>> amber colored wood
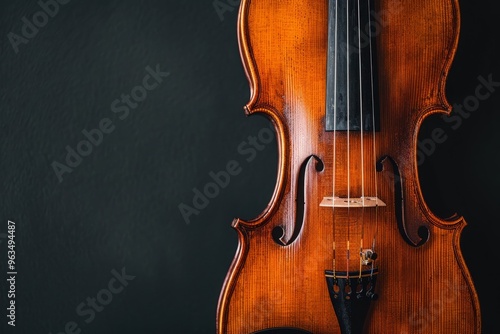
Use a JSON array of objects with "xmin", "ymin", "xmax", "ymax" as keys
[{"xmin": 217, "ymin": 0, "xmax": 481, "ymax": 333}]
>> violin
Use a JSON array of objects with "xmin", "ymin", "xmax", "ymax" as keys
[{"xmin": 217, "ymin": 0, "xmax": 481, "ymax": 333}]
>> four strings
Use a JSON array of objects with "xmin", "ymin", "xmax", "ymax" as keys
[{"xmin": 331, "ymin": 0, "xmax": 379, "ymax": 279}]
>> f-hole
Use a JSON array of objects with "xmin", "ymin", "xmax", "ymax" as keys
[
  {"xmin": 377, "ymin": 155, "xmax": 429, "ymax": 246},
  {"xmin": 272, "ymin": 155, "xmax": 324, "ymax": 246}
]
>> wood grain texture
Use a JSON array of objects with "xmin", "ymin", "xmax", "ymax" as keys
[{"xmin": 217, "ymin": 0, "xmax": 481, "ymax": 333}]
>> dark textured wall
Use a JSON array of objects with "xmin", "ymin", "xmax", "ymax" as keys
[{"xmin": 0, "ymin": 1, "xmax": 499, "ymax": 333}]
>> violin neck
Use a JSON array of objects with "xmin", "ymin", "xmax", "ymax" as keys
[{"xmin": 325, "ymin": 0, "xmax": 380, "ymax": 132}]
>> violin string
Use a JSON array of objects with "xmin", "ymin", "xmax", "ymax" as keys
[
  {"xmin": 332, "ymin": 0, "xmax": 338, "ymax": 279},
  {"xmin": 358, "ymin": 0, "xmax": 365, "ymax": 200},
  {"xmin": 346, "ymin": 0, "xmax": 351, "ymax": 279},
  {"xmin": 357, "ymin": 0, "xmax": 364, "ymax": 280},
  {"xmin": 368, "ymin": 0, "xmax": 379, "ymax": 273}
]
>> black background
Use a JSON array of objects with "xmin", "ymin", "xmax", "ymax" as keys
[{"xmin": 1, "ymin": 0, "xmax": 499, "ymax": 333}]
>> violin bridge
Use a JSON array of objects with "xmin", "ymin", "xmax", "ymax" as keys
[{"xmin": 320, "ymin": 196, "xmax": 386, "ymax": 208}]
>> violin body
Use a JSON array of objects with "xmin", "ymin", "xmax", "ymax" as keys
[{"xmin": 217, "ymin": 0, "xmax": 481, "ymax": 333}]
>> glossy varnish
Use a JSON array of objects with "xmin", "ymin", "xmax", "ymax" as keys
[{"xmin": 217, "ymin": 0, "xmax": 481, "ymax": 333}]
